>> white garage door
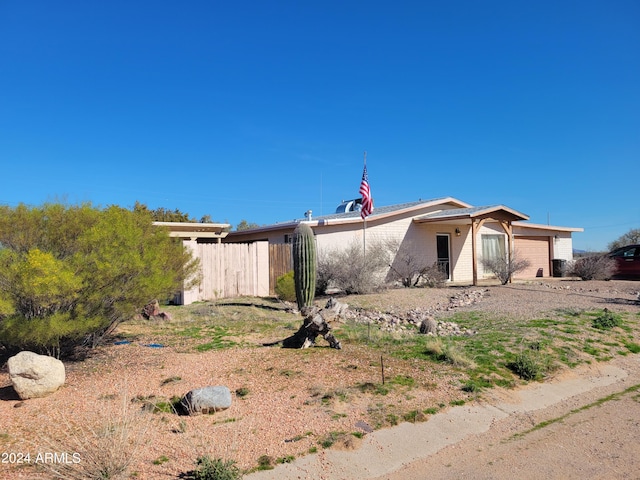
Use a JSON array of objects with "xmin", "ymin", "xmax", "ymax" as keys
[{"xmin": 515, "ymin": 236, "xmax": 550, "ymax": 278}]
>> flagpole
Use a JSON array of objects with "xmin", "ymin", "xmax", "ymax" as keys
[{"xmin": 362, "ymin": 151, "xmax": 367, "ymax": 263}]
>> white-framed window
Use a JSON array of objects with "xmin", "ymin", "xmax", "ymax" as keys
[{"xmin": 481, "ymin": 234, "xmax": 505, "ymax": 263}]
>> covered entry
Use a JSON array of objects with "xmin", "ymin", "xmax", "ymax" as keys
[{"xmin": 414, "ymin": 205, "xmax": 530, "ymax": 285}]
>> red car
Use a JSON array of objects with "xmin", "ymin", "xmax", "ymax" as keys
[{"xmin": 609, "ymin": 244, "xmax": 640, "ymax": 278}]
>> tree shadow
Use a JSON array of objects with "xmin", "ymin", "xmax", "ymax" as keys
[{"xmin": 600, "ymin": 297, "xmax": 640, "ymax": 307}]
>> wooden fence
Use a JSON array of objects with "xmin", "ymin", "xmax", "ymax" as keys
[
  {"xmin": 268, "ymin": 243, "xmax": 292, "ymax": 295},
  {"xmin": 179, "ymin": 241, "xmax": 268, "ymax": 304},
  {"xmin": 178, "ymin": 241, "xmax": 292, "ymax": 303}
]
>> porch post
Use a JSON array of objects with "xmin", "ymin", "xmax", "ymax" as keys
[
  {"xmin": 472, "ymin": 220, "xmax": 478, "ymax": 286},
  {"xmin": 499, "ymin": 220, "xmax": 514, "ymax": 283},
  {"xmin": 472, "ymin": 218, "xmax": 489, "ymax": 286}
]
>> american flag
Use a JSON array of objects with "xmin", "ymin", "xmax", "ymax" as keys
[{"xmin": 359, "ymin": 164, "xmax": 373, "ymax": 219}]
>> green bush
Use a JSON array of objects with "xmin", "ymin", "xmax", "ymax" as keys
[
  {"xmin": 592, "ymin": 309, "xmax": 622, "ymax": 330},
  {"xmin": 0, "ymin": 203, "xmax": 199, "ymax": 357},
  {"xmin": 274, "ymin": 270, "xmax": 296, "ymax": 303},
  {"xmin": 507, "ymin": 350, "xmax": 548, "ymax": 381},
  {"xmin": 188, "ymin": 456, "xmax": 242, "ymax": 480}
]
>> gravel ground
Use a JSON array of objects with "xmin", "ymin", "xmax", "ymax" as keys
[
  {"xmin": 1, "ymin": 279, "xmax": 638, "ymax": 480},
  {"xmin": 342, "ymin": 279, "xmax": 640, "ymax": 320}
]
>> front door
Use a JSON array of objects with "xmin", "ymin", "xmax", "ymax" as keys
[{"xmin": 436, "ymin": 234, "xmax": 451, "ymax": 280}]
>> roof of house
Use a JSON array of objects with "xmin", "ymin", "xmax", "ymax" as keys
[
  {"xmin": 311, "ymin": 197, "xmax": 466, "ymax": 223},
  {"xmin": 227, "ymin": 197, "xmax": 472, "ymax": 236},
  {"xmin": 413, "ymin": 205, "xmax": 530, "ymax": 223},
  {"xmin": 225, "ymin": 197, "xmax": 582, "ymax": 238}
]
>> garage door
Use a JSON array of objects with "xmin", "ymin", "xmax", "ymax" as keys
[{"xmin": 514, "ymin": 236, "xmax": 550, "ymax": 278}]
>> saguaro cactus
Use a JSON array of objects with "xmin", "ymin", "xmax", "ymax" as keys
[{"xmin": 292, "ymin": 222, "xmax": 317, "ymax": 310}]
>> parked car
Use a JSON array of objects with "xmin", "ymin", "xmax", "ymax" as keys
[{"xmin": 608, "ymin": 244, "xmax": 640, "ymax": 278}]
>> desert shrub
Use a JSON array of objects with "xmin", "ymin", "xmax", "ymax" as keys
[
  {"xmin": 480, "ymin": 251, "xmax": 531, "ymax": 285},
  {"xmin": 0, "ymin": 203, "xmax": 198, "ymax": 357},
  {"xmin": 381, "ymin": 238, "xmax": 447, "ymax": 288},
  {"xmin": 388, "ymin": 250, "xmax": 447, "ymax": 287},
  {"xmin": 184, "ymin": 456, "xmax": 242, "ymax": 480},
  {"xmin": 318, "ymin": 239, "xmax": 393, "ymax": 294},
  {"xmin": 316, "ymin": 250, "xmax": 334, "ymax": 295},
  {"xmin": 507, "ymin": 344, "xmax": 554, "ymax": 381},
  {"xmin": 256, "ymin": 455, "xmax": 274, "ymax": 470},
  {"xmin": 274, "ymin": 270, "xmax": 296, "ymax": 303},
  {"xmin": 567, "ymin": 254, "xmax": 617, "ymax": 280},
  {"xmin": 387, "ymin": 244, "xmax": 428, "ymax": 287},
  {"xmin": 416, "ymin": 262, "xmax": 448, "ymax": 287},
  {"xmin": 592, "ymin": 309, "xmax": 622, "ymax": 330},
  {"xmin": 508, "ymin": 351, "xmax": 544, "ymax": 380}
]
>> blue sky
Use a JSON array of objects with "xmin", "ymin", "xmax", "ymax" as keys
[{"xmin": 1, "ymin": 1, "xmax": 638, "ymax": 251}]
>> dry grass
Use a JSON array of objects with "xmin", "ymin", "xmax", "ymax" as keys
[{"xmin": 32, "ymin": 388, "xmax": 151, "ymax": 480}]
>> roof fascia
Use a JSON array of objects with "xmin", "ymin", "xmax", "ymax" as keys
[
  {"xmin": 414, "ymin": 205, "xmax": 529, "ymax": 224},
  {"xmin": 153, "ymin": 221, "xmax": 231, "ymax": 238},
  {"xmin": 513, "ymin": 221, "xmax": 584, "ymax": 232},
  {"xmin": 470, "ymin": 205, "xmax": 529, "ymax": 221},
  {"xmin": 312, "ymin": 197, "xmax": 472, "ymax": 227}
]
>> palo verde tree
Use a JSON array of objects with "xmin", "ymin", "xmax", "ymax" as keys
[{"xmin": 0, "ymin": 203, "xmax": 199, "ymax": 357}]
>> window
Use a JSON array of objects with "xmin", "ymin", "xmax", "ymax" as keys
[
  {"xmin": 611, "ymin": 246, "xmax": 638, "ymax": 258},
  {"xmin": 482, "ymin": 234, "xmax": 505, "ymax": 262}
]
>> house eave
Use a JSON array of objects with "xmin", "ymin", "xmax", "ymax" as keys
[
  {"xmin": 153, "ymin": 221, "xmax": 231, "ymax": 239},
  {"xmin": 513, "ymin": 222, "xmax": 584, "ymax": 233},
  {"xmin": 413, "ymin": 205, "xmax": 530, "ymax": 225}
]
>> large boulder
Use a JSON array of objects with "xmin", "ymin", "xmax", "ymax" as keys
[
  {"xmin": 8, "ymin": 351, "xmax": 66, "ymax": 399},
  {"xmin": 181, "ymin": 386, "xmax": 232, "ymax": 415}
]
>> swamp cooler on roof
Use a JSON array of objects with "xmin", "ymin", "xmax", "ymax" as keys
[{"xmin": 336, "ymin": 198, "xmax": 362, "ymax": 214}]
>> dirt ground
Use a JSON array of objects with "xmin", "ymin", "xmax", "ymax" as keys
[
  {"xmin": 247, "ymin": 279, "xmax": 640, "ymax": 480},
  {"xmin": 1, "ymin": 279, "xmax": 639, "ymax": 480}
]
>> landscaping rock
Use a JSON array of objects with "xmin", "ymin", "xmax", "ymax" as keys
[
  {"xmin": 181, "ymin": 386, "xmax": 232, "ymax": 415},
  {"xmin": 8, "ymin": 351, "xmax": 65, "ymax": 399},
  {"xmin": 345, "ymin": 289, "xmax": 485, "ymax": 335}
]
